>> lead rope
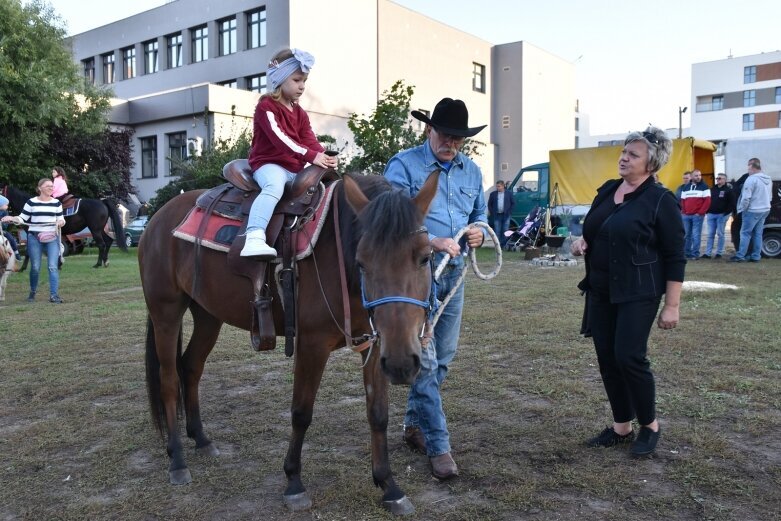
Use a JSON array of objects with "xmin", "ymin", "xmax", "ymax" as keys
[{"xmin": 430, "ymin": 222, "xmax": 502, "ymax": 328}]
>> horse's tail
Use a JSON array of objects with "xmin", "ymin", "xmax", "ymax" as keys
[
  {"xmin": 145, "ymin": 316, "xmax": 184, "ymax": 435},
  {"xmin": 103, "ymin": 198, "xmax": 128, "ymax": 252}
]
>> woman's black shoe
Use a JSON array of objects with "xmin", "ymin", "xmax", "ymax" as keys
[
  {"xmin": 586, "ymin": 426, "xmax": 635, "ymax": 448},
  {"xmin": 630, "ymin": 426, "xmax": 660, "ymax": 456}
]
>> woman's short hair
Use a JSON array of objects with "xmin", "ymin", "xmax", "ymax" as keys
[
  {"xmin": 36, "ymin": 178, "xmax": 52, "ymax": 194},
  {"xmin": 624, "ymin": 126, "xmax": 672, "ymax": 174}
]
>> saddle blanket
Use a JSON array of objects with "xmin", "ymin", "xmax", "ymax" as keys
[{"xmin": 172, "ymin": 182, "xmax": 337, "ymax": 261}]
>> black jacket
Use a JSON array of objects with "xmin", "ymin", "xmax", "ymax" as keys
[
  {"xmin": 487, "ymin": 189, "xmax": 514, "ymax": 217},
  {"xmin": 578, "ymin": 177, "xmax": 686, "ymax": 304}
]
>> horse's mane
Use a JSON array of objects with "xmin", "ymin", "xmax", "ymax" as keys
[{"xmin": 338, "ymin": 174, "xmax": 424, "ymax": 284}]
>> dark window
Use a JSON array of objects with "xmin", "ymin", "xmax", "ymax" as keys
[
  {"xmin": 218, "ymin": 80, "xmax": 237, "ymax": 89},
  {"xmin": 219, "ymin": 17, "xmax": 237, "ymax": 56},
  {"xmin": 776, "ymin": 87, "xmax": 781, "ymax": 104},
  {"xmin": 122, "ymin": 47, "xmax": 136, "ymax": 79},
  {"xmin": 102, "ymin": 53, "xmax": 115, "ymax": 84},
  {"xmin": 742, "ymin": 113, "xmax": 755, "ymax": 131},
  {"xmin": 575, "ymin": 117, "xmax": 579, "ymax": 131},
  {"xmin": 744, "ymin": 65, "xmax": 756, "ymax": 84},
  {"xmin": 744, "ymin": 90, "xmax": 756, "ymax": 107},
  {"xmin": 144, "ymin": 40, "xmax": 159, "ymax": 74},
  {"xmin": 247, "ymin": 8, "xmax": 267, "ymax": 49},
  {"xmin": 192, "ymin": 25, "xmax": 208, "ymax": 63},
  {"xmin": 712, "ymin": 95, "xmax": 724, "ymax": 111},
  {"xmin": 167, "ymin": 132, "xmax": 187, "ymax": 176},
  {"xmin": 472, "ymin": 62, "xmax": 486, "ymax": 93},
  {"xmin": 83, "ymin": 58, "xmax": 95, "ymax": 86},
  {"xmin": 247, "ymin": 73, "xmax": 267, "ymax": 94},
  {"xmin": 141, "ymin": 136, "xmax": 158, "ymax": 178},
  {"xmin": 167, "ymin": 33, "xmax": 183, "ymax": 69}
]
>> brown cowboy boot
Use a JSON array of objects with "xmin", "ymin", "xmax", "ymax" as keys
[
  {"xmin": 430, "ymin": 452, "xmax": 459, "ymax": 480},
  {"xmin": 403, "ymin": 426, "xmax": 427, "ymax": 454}
]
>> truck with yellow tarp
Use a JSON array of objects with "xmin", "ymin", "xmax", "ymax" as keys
[{"xmin": 507, "ymin": 138, "xmax": 717, "ymax": 235}]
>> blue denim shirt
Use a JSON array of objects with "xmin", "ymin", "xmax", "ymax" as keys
[{"xmin": 383, "ymin": 141, "xmax": 487, "ymax": 242}]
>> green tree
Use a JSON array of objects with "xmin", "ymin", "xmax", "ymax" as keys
[
  {"xmin": 0, "ymin": 0, "xmax": 118, "ymax": 192},
  {"xmin": 346, "ymin": 80, "xmax": 422, "ymax": 175}
]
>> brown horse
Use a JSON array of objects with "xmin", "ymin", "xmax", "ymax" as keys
[{"xmin": 140, "ymin": 172, "xmax": 439, "ymax": 515}]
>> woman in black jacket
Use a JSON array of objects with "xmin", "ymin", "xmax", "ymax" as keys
[{"xmin": 570, "ymin": 126, "xmax": 685, "ymax": 457}]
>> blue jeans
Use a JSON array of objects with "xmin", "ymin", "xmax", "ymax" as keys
[
  {"xmin": 492, "ymin": 214, "xmax": 511, "ymax": 246},
  {"xmin": 704, "ymin": 213, "xmax": 730, "ymax": 256},
  {"xmin": 682, "ymin": 214, "xmax": 704, "ymax": 257},
  {"xmin": 26, "ymin": 232, "xmax": 60, "ymax": 297},
  {"xmin": 734, "ymin": 210, "xmax": 770, "ymax": 261},
  {"xmin": 405, "ymin": 255, "xmax": 465, "ymax": 457},
  {"xmin": 246, "ymin": 163, "xmax": 296, "ymax": 233}
]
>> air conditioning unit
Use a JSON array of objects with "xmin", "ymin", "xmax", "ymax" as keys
[{"xmin": 186, "ymin": 137, "xmax": 203, "ymax": 158}]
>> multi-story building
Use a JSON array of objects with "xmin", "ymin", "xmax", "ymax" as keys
[{"xmin": 69, "ymin": 0, "xmax": 575, "ymax": 202}]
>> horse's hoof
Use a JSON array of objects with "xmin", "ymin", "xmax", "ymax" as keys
[
  {"xmin": 169, "ymin": 468, "xmax": 192, "ymax": 485},
  {"xmin": 382, "ymin": 495, "xmax": 415, "ymax": 516},
  {"xmin": 283, "ymin": 491, "xmax": 312, "ymax": 511},
  {"xmin": 196, "ymin": 443, "xmax": 220, "ymax": 457}
]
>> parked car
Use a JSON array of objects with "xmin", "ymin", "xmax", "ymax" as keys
[{"xmin": 125, "ymin": 216, "xmax": 149, "ymax": 247}]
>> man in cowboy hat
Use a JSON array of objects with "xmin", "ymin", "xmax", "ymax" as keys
[{"xmin": 384, "ymin": 97, "xmax": 487, "ymax": 480}]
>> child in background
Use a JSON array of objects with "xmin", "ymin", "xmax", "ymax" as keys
[
  {"xmin": 241, "ymin": 48, "xmax": 337, "ymax": 258},
  {"xmin": 52, "ymin": 166, "xmax": 69, "ymax": 199}
]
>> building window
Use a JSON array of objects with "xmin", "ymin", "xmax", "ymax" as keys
[
  {"xmin": 83, "ymin": 58, "xmax": 95, "ymax": 86},
  {"xmin": 247, "ymin": 73, "xmax": 267, "ymax": 94},
  {"xmin": 141, "ymin": 136, "xmax": 158, "ymax": 178},
  {"xmin": 247, "ymin": 8, "xmax": 267, "ymax": 49},
  {"xmin": 779, "ymin": 111, "xmax": 781, "ymax": 128},
  {"xmin": 102, "ymin": 53, "xmax": 115, "ymax": 84},
  {"xmin": 712, "ymin": 95, "xmax": 724, "ymax": 111},
  {"xmin": 167, "ymin": 33, "xmax": 183, "ymax": 69},
  {"xmin": 744, "ymin": 90, "xmax": 756, "ymax": 107},
  {"xmin": 575, "ymin": 117, "xmax": 579, "ymax": 131},
  {"xmin": 167, "ymin": 132, "xmax": 187, "ymax": 176},
  {"xmin": 121, "ymin": 47, "xmax": 136, "ymax": 79},
  {"xmin": 776, "ymin": 87, "xmax": 781, "ymax": 104},
  {"xmin": 219, "ymin": 17, "xmax": 237, "ymax": 56},
  {"xmin": 744, "ymin": 65, "xmax": 756, "ymax": 84},
  {"xmin": 192, "ymin": 25, "xmax": 208, "ymax": 63},
  {"xmin": 472, "ymin": 62, "xmax": 486, "ymax": 93},
  {"xmin": 742, "ymin": 114, "xmax": 755, "ymax": 131},
  {"xmin": 575, "ymin": 136, "xmax": 580, "ymax": 148},
  {"xmin": 218, "ymin": 80, "xmax": 237, "ymax": 89},
  {"xmin": 144, "ymin": 40, "xmax": 158, "ymax": 74}
]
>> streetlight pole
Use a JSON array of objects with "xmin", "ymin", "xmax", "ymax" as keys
[{"xmin": 678, "ymin": 106, "xmax": 688, "ymax": 139}]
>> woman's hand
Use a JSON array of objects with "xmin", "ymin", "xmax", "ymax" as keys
[
  {"xmin": 313, "ymin": 152, "xmax": 338, "ymax": 169},
  {"xmin": 571, "ymin": 237, "xmax": 588, "ymax": 256},
  {"xmin": 56, "ymin": 219, "xmax": 66, "ymax": 229},
  {"xmin": 657, "ymin": 304, "xmax": 679, "ymax": 330}
]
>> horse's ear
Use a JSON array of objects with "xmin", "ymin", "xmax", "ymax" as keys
[
  {"xmin": 343, "ymin": 174, "xmax": 370, "ymax": 214},
  {"xmin": 413, "ymin": 169, "xmax": 440, "ymax": 216}
]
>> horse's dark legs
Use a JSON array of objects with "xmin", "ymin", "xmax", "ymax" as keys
[
  {"xmin": 182, "ymin": 303, "xmax": 223, "ymax": 455},
  {"xmin": 282, "ymin": 343, "xmax": 331, "ymax": 511},
  {"xmin": 91, "ymin": 234, "xmax": 108, "ymax": 268},
  {"xmin": 363, "ymin": 348, "xmax": 414, "ymax": 515}
]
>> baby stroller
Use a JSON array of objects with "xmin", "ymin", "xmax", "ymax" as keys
[{"xmin": 504, "ymin": 206, "xmax": 545, "ymax": 251}]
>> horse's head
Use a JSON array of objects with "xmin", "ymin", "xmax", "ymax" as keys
[{"xmin": 343, "ymin": 172, "xmax": 439, "ymax": 385}]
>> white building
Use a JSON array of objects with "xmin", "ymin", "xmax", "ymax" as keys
[{"xmin": 69, "ymin": 0, "xmax": 576, "ymax": 203}]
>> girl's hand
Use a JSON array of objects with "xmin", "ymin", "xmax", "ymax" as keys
[{"xmin": 313, "ymin": 152, "xmax": 338, "ymax": 169}]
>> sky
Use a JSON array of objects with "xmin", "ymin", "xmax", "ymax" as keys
[{"xmin": 46, "ymin": 0, "xmax": 781, "ymax": 135}]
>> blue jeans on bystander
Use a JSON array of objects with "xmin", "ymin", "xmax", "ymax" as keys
[
  {"xmin": 26, "ymin": 232, "xmax": 60, "ymax": 297},
  {"xmin": 705, "ymin": 213, "xmax": 730, "ymax": 256}
]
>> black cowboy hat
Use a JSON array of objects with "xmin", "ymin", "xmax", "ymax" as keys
[{"xmin": 411, "ymin": 98, "xmax": 486, "ymax": 138}]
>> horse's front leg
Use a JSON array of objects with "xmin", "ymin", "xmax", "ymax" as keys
[
  {"xmin": 282, "ymin": 344, "xmax": 330, "ymax": 511},
  {"xmin": 363, "ymin": 348, "xmax": 414, "ymax": 515},
  {"xmin": 91, "ymin": 235, "xmax": 107, "ymax": 268}
]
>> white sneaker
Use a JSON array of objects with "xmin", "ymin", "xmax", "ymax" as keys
[{"xmin": 240, "ymin": 229, "xmax": 277, "ymax": 258}]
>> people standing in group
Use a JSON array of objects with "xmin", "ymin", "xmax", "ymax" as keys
[
  {"xmin": 51, "ymin": 166, "xmax": 69, "ymax": 199},
  {"xmin": 240, "ymin": 47, "xmax": 337, "ymax": 258},
  {"xmin": 679, "ymin": 169, "xmax": 710, "ymax": 259},
  {"xmin": 675, "ymin": 171, "xmax": 691, "ymax": 200},
  {"xmin": 730, "ymin": 158, "xmax": 772, "ymax": 263},
  {"xmin": 570, "ymin": 126, "xmax": 684, "ymax": 457},
  {"xmin": 730, "ymin": 161, "xmax": 753, "ymax": 251},
  {"xmin": 384, "ymin": 97, "xmax": 487, "ymax": 480},
  {"xmin": 488, "ymin": 180, "xmax": 514, "ymax": 247},
  {"xmin": 1, "ymin": 179, "xmax": 66, "ymax": 303},
  {"xmin": 702, "ymin": 173, "xmax": 734, "ymax": 259}
]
